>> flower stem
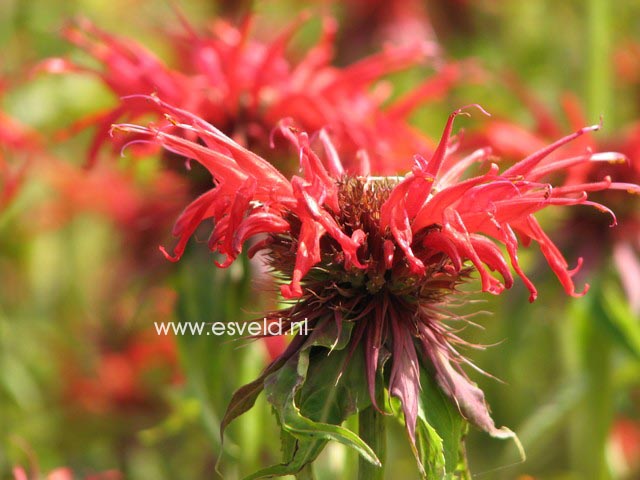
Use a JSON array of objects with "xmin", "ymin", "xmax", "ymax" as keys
[
  {"xmin": 586, "ymin": 0, "xmax": 611, "ymax": 122},
  {"xmin": 358, "ymin": 406, "xmax": 386, "ymax": 480},
  {"xmin": 565, "ymin": 282, "xmax": 613, "ymax": 480}
]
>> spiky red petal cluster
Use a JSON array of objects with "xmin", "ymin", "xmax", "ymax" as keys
[{"xmin": 473, "ymin": 91, "xmax": 640, "ymax": 313}]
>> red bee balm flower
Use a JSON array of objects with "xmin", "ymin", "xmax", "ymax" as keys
[
  {"xmin": 112, "ymin": 97, "xmax": 636, "ymax": 477},
  {"xmin": 41, "ymin": 15, "xmax": 456, "ymax": 175}
]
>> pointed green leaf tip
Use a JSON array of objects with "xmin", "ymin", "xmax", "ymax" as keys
[
  {"xmin": 408, "ymin": 360, "xmax": 524, "ymax": 479},
  {"xmin": 222, "ymin": 317, "xmax": 382, "ymax": 479}
]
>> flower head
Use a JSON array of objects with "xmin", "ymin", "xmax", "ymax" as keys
[
  {"xmin": 41, "ymin": 14, "xmax": 458, "ymax": 174},
  {"xmin": 112, "ymin": 96, "xmax": 634, "ymax": 474}
]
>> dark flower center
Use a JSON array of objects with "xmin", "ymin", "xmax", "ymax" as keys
[{"xmin": 268, "ymin": 176, "xmax": 467, "ymax": 308}]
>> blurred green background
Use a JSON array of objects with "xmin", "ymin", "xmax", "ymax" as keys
[{"xmin": 1, "ymin": 1, "xmax": 640, "ymax": 479}]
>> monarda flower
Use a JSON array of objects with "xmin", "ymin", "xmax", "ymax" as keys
[
  {"xmin": 40, "ymin": 14, "xmax": 459, "ymax": 175},
  {"xmin": 112, "ymin": 96, "xmax": 634, "ymax": 477}
]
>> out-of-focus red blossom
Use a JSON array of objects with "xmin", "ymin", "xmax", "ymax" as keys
[
  {"xmin": 39, "ymin": 14, "xmax": 461, "ymax": 175},
  {"xmin": 614, "ymin": 40, "xmax": 640, "ymax": 87},
  {"xmin": 112, "ymin": 96, "xmax": 636, "ymax": 450},
  {"xmin": 610, "ymin": 417, "xmax": 640, "ymax": 477},
  {"xmin": 472, "ymin": 90, "xmax": 640, "ymax": 313},
  {"xmin": 41, "ymin": 159, "xmax": 188, "ymax": 268},
  {"xmin": 0, "ymin": 84, "xmax": 185, "ymax": 422},
  {"xmin": 62, "ymin": 318, "xmax": 182, "ymax": 414},
  {"xmin": 13, "ymin": 466, "xmax": 121, "ymax": 480},
  {"xmin": 0, "ymin": 85, "xmax": 42, "ymax": 210},
  {"xmin": 319, "ymin": 0, "xmax": 437, "ymax": 60}
]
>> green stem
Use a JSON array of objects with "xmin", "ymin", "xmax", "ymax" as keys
[
  {"xmin": 358, "ymin": 407, "xmax": 386, "ymax": 480},
  {"xmin": 565, "ymin": 285, "xmax": 613, "ymax": 480},
  {"xmin": 586, "ymin": 0, "xmax": 612, "ymax": 122},
  {"xmin": 572, "ymin": 3, "xmax": 613, "ymax": 476}
]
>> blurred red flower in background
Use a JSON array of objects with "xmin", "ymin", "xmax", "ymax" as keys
[
  {"xmin": 610, "ymin": 417, "xmax": 640, "ymax": 478},
  {"xmin": 62, "ymin": 318, "xmax": 182, "ymax": 414},
  {"xmin": 40, "ymin": 13, "xmax": 462, "ymax": 175},
  {"xmin": 0, "ymin": 83, "xmax": 42, "ymax": 211},
  {"xmin": 13, "ymin": 465, "xmax": 121, "ymax": 480},
  {"xmin": 42, "ymin": 160, "xmax": 188, "ymax": 270},
  {"xmin": 0, "ymin": 79, "xmax": 185, "ymax": 423}
]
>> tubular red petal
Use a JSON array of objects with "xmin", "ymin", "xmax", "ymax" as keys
[
  {"xmin": 437, "ymin": 147, "xmax": 492, "ymax": 188},
  {"xmin": 442, "ymin": 209, "xmax": 504, "ymax": 295},
  {"xmin": 217, "ymin": 177, "xmax": 258, "ymax": 264},
  {"xmin": 232, "ymin": 212, "xmax": 290, "ymax": 254},
  {"xmin": 126, "ymin": 95, "xmax": 293, "ymax": 190},
  {"xmin": 160, "ymin": 196, "xmax": 212, "ymax": 261},
  {"xmin": 293, "ymin": 177, "xmax": 366, "ymax": 269},
  {"xmin": 318, "ymin": 129, "xmax": 344, "ymax": 177},
  {"xmin": 388, "ymin": 202, "xmax": 425, "ymax": 275},
  {"xmin": 383, "ymin": 240, "xmax": 396, "ymax": 270},
  {"xmin": 425, "ymin": 105, "xmax": 490, "ymax": 179},
  {"xmin": 503, "ymin": 123, "xmax": 601, "ymax": 178},
  {"xmin": 412, "ymin": 163, "xmax": 500, "ymax": 232},
  {"xmin": 423, "ymin": 230, "xmax": 463, "ymax": 271},
  {"xmin": 281, "ymin": 220, "xmax": 324, "ymax": 299},
  {"xmin": 518, "ymin": 216, "xmax": 588, "ymax": 297},
  {"xmin": 469, "ymin": 234, "xmax": 514, "ymax": 289},
  {"xmin": 504, "ymin": 224, "xmax": 538, "ymax": 301}
]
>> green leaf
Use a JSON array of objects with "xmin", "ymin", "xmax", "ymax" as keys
[
  {"xmin": 243, "ymin": 440, "xmax": 327, "ymax": 480},
  {"xmin": 220, "ymin": 356, "xmax": 288, "ymax": 439},
  {"xmin": 243, "ymin": 316, "xmax": 380, "ymax": 478},
  {"xmin": 414, "ymin": 367, "xmax": 470, "ymax": 479},
  {"xmin": 412, "ymin": 414, "xmax": 445, "ymax": 480},
  {"xmin": 598, "ymin": 283, "xmax": 640, "ymax": 360}
]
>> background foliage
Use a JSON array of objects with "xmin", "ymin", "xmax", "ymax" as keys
[{"xmin": 1, "ymin": 1, "xmax": 640, "ymax": 479}]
